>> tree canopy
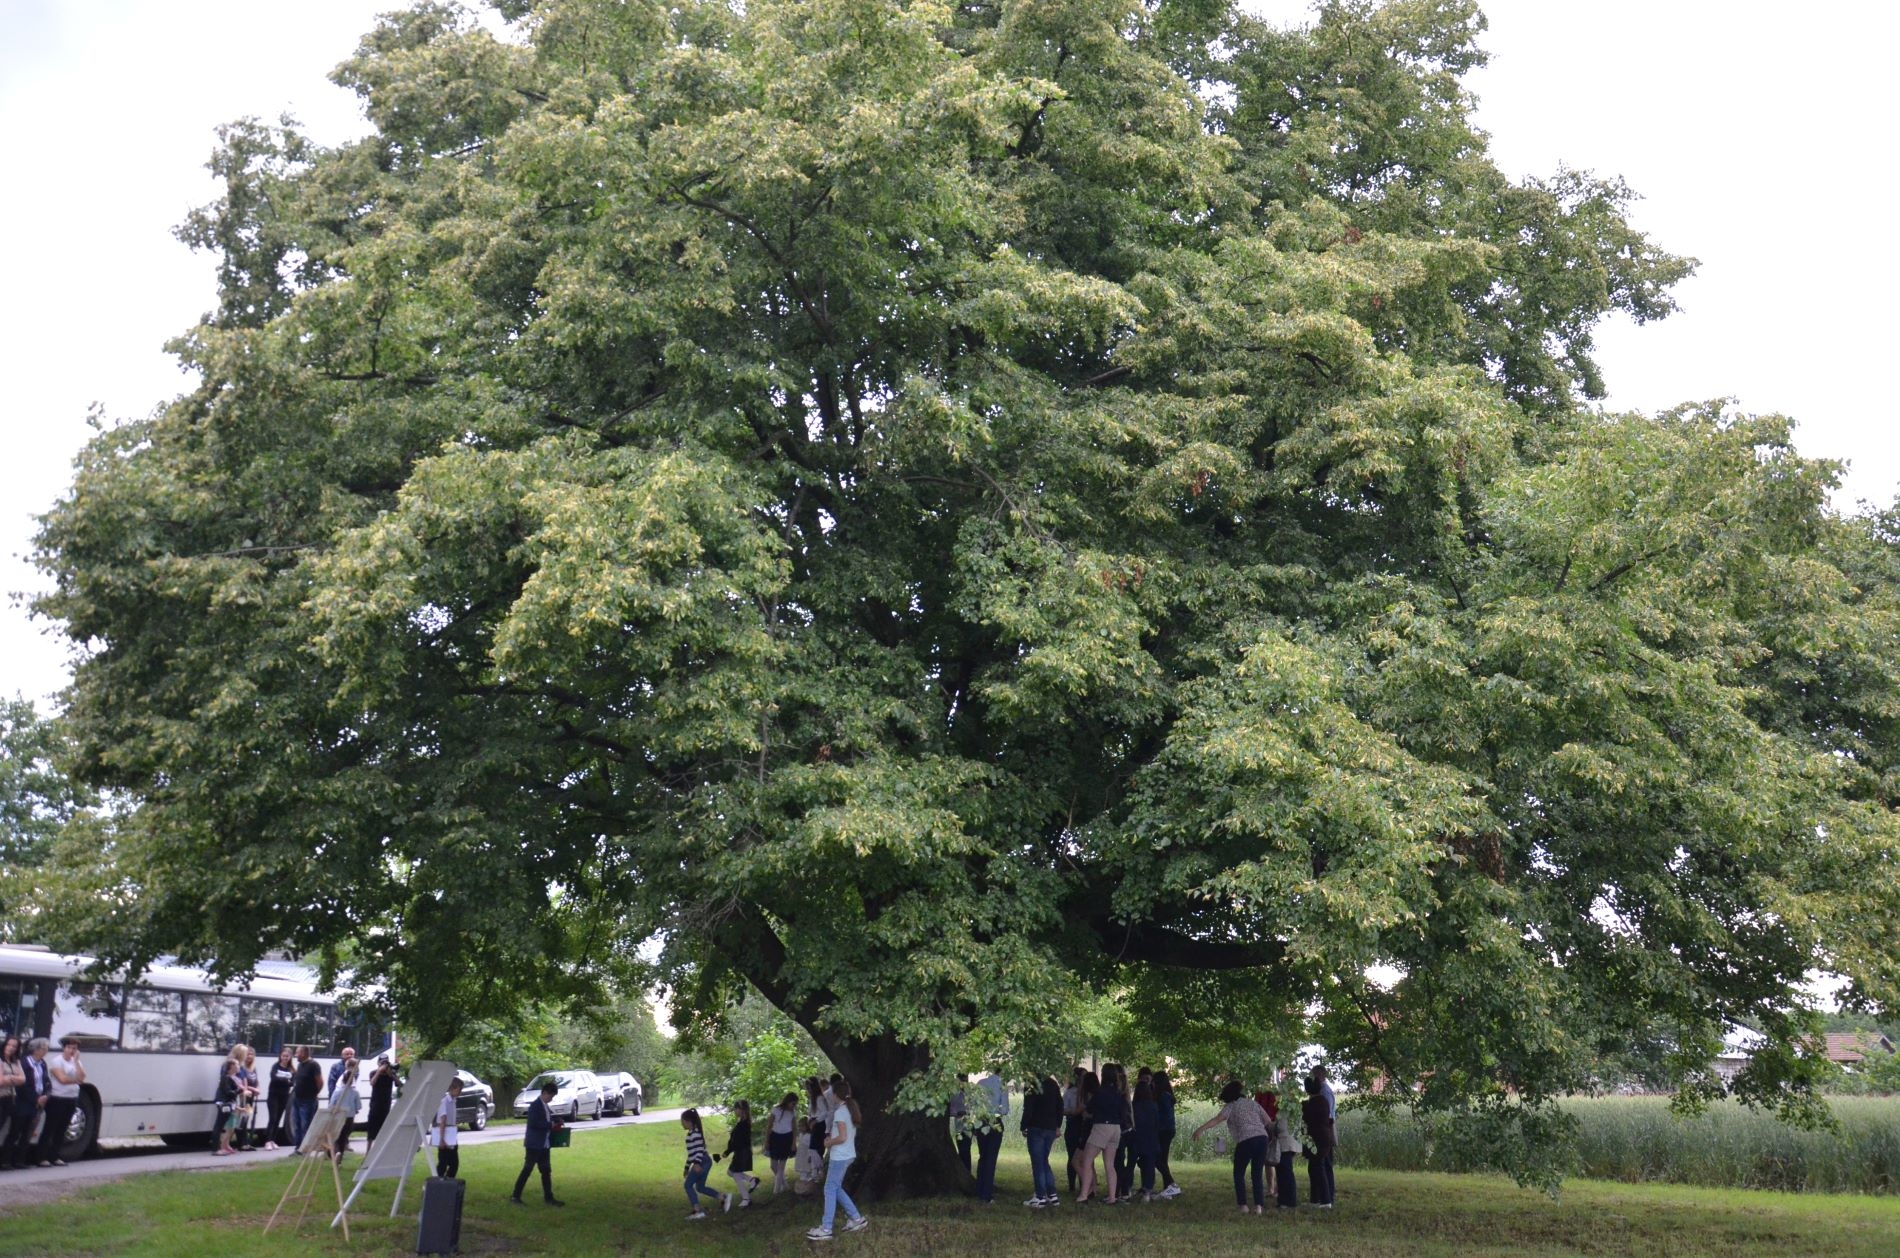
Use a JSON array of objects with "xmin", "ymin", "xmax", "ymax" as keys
[{"xmin": 30, "ymin": 0, "xmax": 1900, "ymax": 1192}]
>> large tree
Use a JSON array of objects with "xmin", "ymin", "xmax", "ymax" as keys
[{"xmin": 31, "ymin": 0, "xmax": 1900, "ymax": 1193}]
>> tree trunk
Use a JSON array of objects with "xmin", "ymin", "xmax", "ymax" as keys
[{"xmin": 809, "ymin": 1029, "xmax": 975, "ymax": 1201}]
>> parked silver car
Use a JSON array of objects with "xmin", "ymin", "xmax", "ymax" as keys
[{"xmin": 513, "ymin": 1069, "xmax": 605, "ymax": 1121}]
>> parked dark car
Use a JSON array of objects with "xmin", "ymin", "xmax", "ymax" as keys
[
  {"xmin": 600, "ymin": 1071, "xmax": 642, "ymax": 1117},
  {"xmin": 452, "ymin": 1069, "xmax": 495, "ymax": 1131}
]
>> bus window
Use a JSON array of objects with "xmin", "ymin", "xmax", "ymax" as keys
[
  {"xmin": 284, "ymin": 1002, "xmax": 328, "ymax": 1049},
  {"xmin": 121, "ymin": 987, "xmax": 184, "ymax": 1052},
  {"xmin": 240, "ymin": 998, "xmax": 281, "ymax": 1051},
  {"xmin": 0, "ymin": 975, "xmax": 29, "ymax": 1040},
  {"xmin": 51, "ymin": 981, "xmax": 122, "ymax": 1050},
  {"xmin": 183, "ymin": 993, "xmax": 241, "ymax": 1054}
]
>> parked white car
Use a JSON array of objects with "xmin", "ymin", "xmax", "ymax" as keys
[
  {"xmin": 600, "ymin": 1071, "xmax": 643, "ymax": 1116},
  {"xmin": 514, "ymin": 1069, "xmax": 605, "ymax": 1121}
]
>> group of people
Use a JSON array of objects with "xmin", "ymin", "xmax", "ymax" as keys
[
  {"xmin": 208, "ymin": 1042, "xmax": 401, "ymax": 1159},
  {"xmin": 1189, "ymin": 1068, "xmax": 1337, "ymax": 1213},
  {"xmin": 310, "ymin": 1056, "xmax": 1334, "ymax": 1236},
  {"xmin": 668, "ymin": 1073, "xmax": 870, "ymax": 1242},
  {"xmin": 0, "ymin": 1034, "xmax": 85, "ymax": 1170},
  {"xmin": 952, "ymin": 1061, "xmax": 1336, "ymax": 1212}
]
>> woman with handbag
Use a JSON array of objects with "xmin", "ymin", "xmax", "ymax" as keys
[{"xmin": 234, "ymin": 1047, "xmax": 260, "ymax": 1150}]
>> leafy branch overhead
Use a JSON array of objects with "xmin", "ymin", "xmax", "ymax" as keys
[{"xmin": 27, "ymin": 0, "xmax": 1900, "ymax": 1192}]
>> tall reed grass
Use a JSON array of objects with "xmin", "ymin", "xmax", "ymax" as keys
[{"xmin": 1334, "ymin": 1096, "xmax": 1900, "ymax": 1195}]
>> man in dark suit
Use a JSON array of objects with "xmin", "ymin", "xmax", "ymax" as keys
[{"xmin": 510, "ymin": 1082, "xmax": 566, "ymax": 1206}]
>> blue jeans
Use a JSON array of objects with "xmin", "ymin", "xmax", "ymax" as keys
[
  {"xmin": 821, "ymin": 1155, "xmax": 861, "ymax": 1229},
  {"xmin": 1233, "ymin": 1134, "xmax": 1268, "ymax": 1206},
  {"xmin": 1025, "ymin": 1128, "xmax": 1058, "ymax": 1199},
  {"xmin": 291, "ymin": 1098, "xmax": 318, "ymax": 1148},
  {"xmin": 684, "ymin": 1158, "xmax": 714, "ymax": 1208}
]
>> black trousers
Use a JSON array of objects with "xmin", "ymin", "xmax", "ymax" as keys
[
  {"xmin": 437, "ymin": 1144, "xmax": 460, "ymax": 1178},
  {"xmin": 366, "ymin": 1101, "xmax": 391, "ymax": 1145},
  {"xmin": 37, "ymin": 1096, "xmax": 76, "ymax": 1163},
  {"xmin": 1155, "ymin": 1128, "xmax": 1176, "ymax": 1188},
  {"xmin": 266, "ymin": 1090, "xmax": 291, "ymax": 1145},
  {"xmin": 1232, "ymin": 1134, "xmax": 1268, "ymax": 1206},
  {"xmin": 1307, "ymin": 1151, "xmax": 1335, "ymax": 1205},
  {"xmin": 513, "ymin": 1147, "xmax": 554, "ymax": 1200},
  {"xmin": 1276, "ymin": 1149, "xmax": 1298, "ymax": 1207},
  {"xmin": 3, "ymin": 1102, "xmax": 38, "ymax": 1166}
]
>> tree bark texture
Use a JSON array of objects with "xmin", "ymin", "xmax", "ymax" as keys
[{"xmin": 809, "ymin": 1029, "xmax": 975, "ymax": 1201}]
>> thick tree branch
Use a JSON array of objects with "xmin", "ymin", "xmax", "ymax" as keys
[{"xmin": 1087, "ymin": 915, "xmax": 1290, "ymax": 971}]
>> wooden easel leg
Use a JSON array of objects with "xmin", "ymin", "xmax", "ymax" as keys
[
  {"xmin": 331, "ymin": 1152, "xmax": 351, "ymax": 1242},
  {"xmin": 264, "ymin": 1154, "xmax": 312, "ymax": 1235}
]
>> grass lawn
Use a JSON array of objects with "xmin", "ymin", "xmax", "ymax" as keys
[{"xmin": 3, "ymin": 1122, "xmax": 1895, "ymax": 1256}]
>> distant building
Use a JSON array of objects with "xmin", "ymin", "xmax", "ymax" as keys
[{"xmin": 1822, "ymin": 1031, "xmax": 1896, "ymax": 1069}]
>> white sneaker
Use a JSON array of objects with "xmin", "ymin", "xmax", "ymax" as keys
[
  {"xmin": 844, "ymin": 1216, "xmax": 870, "ymax": 1232},
  {"xmin": 1161, "ymin": 1184, "xmax": 1182, "ymax": 1199},
  {"xmin": 1024, "ymin": 1196, "xmax": 1044, "ymax": 1207},
  {"xmin": 723, "ymin": 1192, "xmax": 733, "ymax": 1213},
  {"xmin": 806, "ymin": 1226, "xmax": 834, "ymax": 1240}
]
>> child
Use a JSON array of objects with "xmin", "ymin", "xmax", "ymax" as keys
[
  {"xmin": 213, "ymin": 1059, "xmax": 241, "ymax": 1156},
  {"xmin": 431, "ymin": 1076, "xmax": 464, "ymax": 1179},
  {"xmin": 681, "ymin": 1108, "xmax": 729, "ymax": 1218},
  {"xmin": 720, "ymin": 1099, "xmax": 762, "ymax": 1207},
  {"xmin": 766, "ymin": 1092, "xmax": 799, "ymax": 1193}
]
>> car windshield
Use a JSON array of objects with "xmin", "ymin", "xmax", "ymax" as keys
[{"xmin": 526, "ymin": 1073, "xmax": 572, "ymax": 1091}]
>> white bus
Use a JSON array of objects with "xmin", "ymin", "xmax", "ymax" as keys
[{"xmin": 0, "ymin": 944, "xmax": 392, "ymax": 1160}]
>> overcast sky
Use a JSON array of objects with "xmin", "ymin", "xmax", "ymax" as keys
[{"xmin": 4, "ymin": 1, "xmax": 1896, "ymax": 710}]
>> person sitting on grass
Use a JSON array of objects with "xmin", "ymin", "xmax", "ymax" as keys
[
  {"xmin": 806, "ymin": 1079, "xmax": 870, "ymax": 1242},
  {"xmin": 681, "ymin": 1107, "xmax": 729, "ymax": 1218}
]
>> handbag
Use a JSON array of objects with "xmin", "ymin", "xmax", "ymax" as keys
[{"xmin": 549, "ymin": 1126, "xmax": 571, "ymax": 1148}]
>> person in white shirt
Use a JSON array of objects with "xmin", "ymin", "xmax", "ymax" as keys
[
  {"xmin": 805, "ymin": 1079, "xmax": 870, "ymax": 1241},
  {"xmin": 38, "ymin": 1038, "xmax": 85, "ymax": 1167},
  {"xmin": 431, "ymin": 1077, "xmax": 463, "ymax": 1178},
  {"xmin": 767, "ymin": 1091, "xmax": 800, "ymax": 1193},
  {"xmin": 327, "ymin": 1064, "xmax": 361, "ymax": 1161}
]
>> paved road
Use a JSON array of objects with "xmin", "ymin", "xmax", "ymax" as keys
[{"xmin": 0, "ymin": 1106, "xmax": 688, "ymax": 1197}]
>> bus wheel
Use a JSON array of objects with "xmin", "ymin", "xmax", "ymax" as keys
[{"xmin": 60, "ymin": 1090, "xmax": 101, "ymax": 1161}]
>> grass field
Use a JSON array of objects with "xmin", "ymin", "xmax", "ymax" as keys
[{"xmin": 3, "ymin": 1121, "xmax": 1898, "ymax": 1257}]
